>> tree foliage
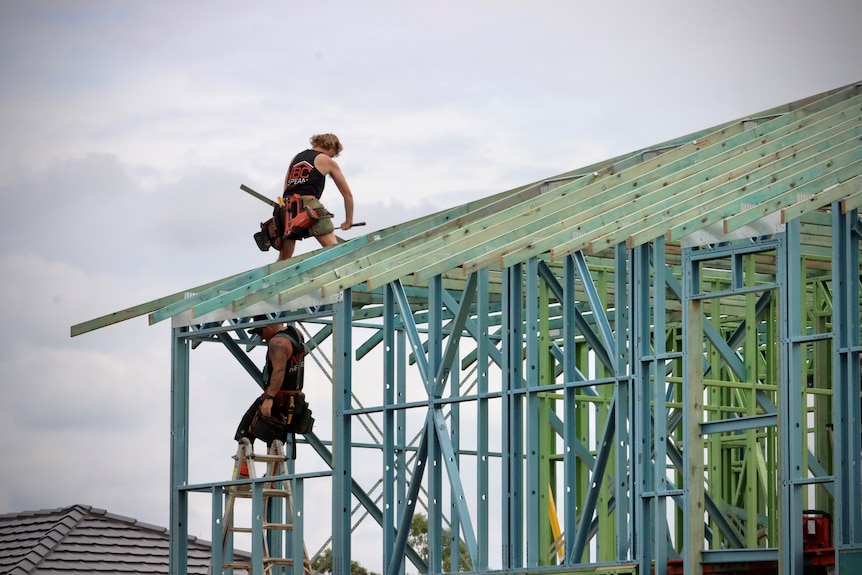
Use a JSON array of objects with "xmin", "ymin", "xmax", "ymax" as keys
[
  {"xmin": 310, "ymin": 512, "xmax": 471, "ymax": 575},
  {"xmin": 310, "ymin": 547, "xmax": 378, "ymax": 575},
  {"xmin": 408, "ymin": 513, "xmax": 473, "ymax": 572}
]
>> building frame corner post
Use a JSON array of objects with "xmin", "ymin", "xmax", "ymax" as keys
[
  {"xmin": 832, "ymin": 204, "xmax": 862, "ymax": 553},
  {"xmin": 681, "ymin": 245, "xmax": 705, "ymax": 575},
  {"xmin": 169, "ymin": 325, "xmax": 190, "ymax": 575},
  {"xmin": 333, "ymin": 288, "xmax": 354, "ymax": 574},
  {"xmin": 614, "ymin": 241, "xmax": 634, "ymax": 563},
  {"xmin": 501, "ymin": 262, "xmax": 524, "ymax": 569},
  {"xmin": 631, "ymin": 241, "xmax": 654, "ymax": 573},
  {"xmin": 778, "ymin": 220, "xmax": 805, "ymax": 575}
]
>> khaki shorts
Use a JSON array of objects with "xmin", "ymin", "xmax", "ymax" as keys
[{"xmin": 304, "ymin": 198, "xmax": 334, "ymax": 237}]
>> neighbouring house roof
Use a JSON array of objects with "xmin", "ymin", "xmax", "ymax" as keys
[{"xmin": 0, "ymin": 505, "xmax": 216, "ymax": 575}]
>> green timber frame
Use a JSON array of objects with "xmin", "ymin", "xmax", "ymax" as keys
[{"xmin": 73, "ymin": 82, "xmax": 862, "ymax": 575}]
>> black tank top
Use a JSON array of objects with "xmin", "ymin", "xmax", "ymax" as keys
[
  {"xmin": 262, "ymin": 330, "xmax": 305, "ymax": 391},
  {"xmin": 284, "ymin": 149, "xmax": 326, "ymax": 199}
]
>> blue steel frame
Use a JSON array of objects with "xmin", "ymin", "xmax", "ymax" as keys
[
  {"xmin": 833, "ymin": 204, "xmax": 862, "ymax": 573},
  {"xmin": 168, "ymin": 206, "xmax": 862, "ymax": 575}
]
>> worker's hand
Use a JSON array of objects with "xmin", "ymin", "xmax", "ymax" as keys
[
  {"xmin": 261, "ymin": 397, "xmax": 273, "ymax": 418},
  {"xmin": 340, "ymin": 221, "xmax": 352, "ymax": 231}
]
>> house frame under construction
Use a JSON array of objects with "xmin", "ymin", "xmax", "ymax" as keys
[{"xmin": 73, "ymin": 81, "xmax": 862, "ymax": 575}]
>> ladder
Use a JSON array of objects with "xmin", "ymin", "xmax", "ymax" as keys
[{"xmin": 211, "ymin": 437, "xmax": 311, "ymax": 575}]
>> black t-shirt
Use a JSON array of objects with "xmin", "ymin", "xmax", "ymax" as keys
[
  {"xmin": 284, "ymin": 149, "xmax": 326, "ymax": 199},
  {"xmin": 262, "ymin": 329, "xmax": 305, "ymax": 391}
]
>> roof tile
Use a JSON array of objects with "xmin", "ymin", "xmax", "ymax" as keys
[{"xmin": 0, "ymin": 505, "xmax": 221, "ymax": 575}]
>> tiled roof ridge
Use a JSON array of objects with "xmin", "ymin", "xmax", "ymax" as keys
[
  {"xmin": 86, "ymin": 505, "xmax": 169, "ymax": 534},
  {"xmin": 2, "ymin": 503, "xmax": 212, "ymax": 546},
  {"xmin": 88, "ymin": 506, "xmax": 212, "ymax": 546},
  {"xmin": 4, "ymin": 504, "xmax": 89, "ymax": 574},
  {"xmin": 0, "ymin": 503, "xmax": 86, "ymax": 521},
  {"xmin": 2, "ymin": 503, "xmax": 224, "ymax": 575}
]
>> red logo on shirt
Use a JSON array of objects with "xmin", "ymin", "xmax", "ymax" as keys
[{"xmin": 286, "ymin": 161, "xmax": 314, "ymax": 186}]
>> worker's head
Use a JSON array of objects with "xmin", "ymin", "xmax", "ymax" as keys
[
  {"xmin": 261, "ymin": 324, "xmax": 285, "ymax": 342},
  {"xmin": 248, "ymin": 319, "xmax": 284, "ymax": 342},
  {"xmin": 310, "ymin": 133, "xmax": 343, "ymax": 157}
]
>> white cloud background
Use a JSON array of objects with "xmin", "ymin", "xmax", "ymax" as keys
[{"xmin": 1, "ymin": 0, "xmax": 860, "ymax": 569}]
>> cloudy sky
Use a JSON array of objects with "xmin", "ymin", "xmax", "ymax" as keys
[{"xmin": 1, "ymin": 0, "xmax": 860, "ymax": 568}]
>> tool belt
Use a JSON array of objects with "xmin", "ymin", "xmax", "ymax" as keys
[
  {"xmin": 253, "ymin": 195, "xmax": 319, "ymax": 252},
  {"xmin": 250, "ymin": 390, "xmax": 314, "ymax": 442},
  {"xmin": 253, "ymin": 209, "xmax": 283, "ymax": 252},
  {"xmin": 284, "ymin": 194, "xmax": 319, "ymax": 240}
]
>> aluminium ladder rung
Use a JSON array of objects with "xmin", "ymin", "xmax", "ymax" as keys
[
  {"xmin": 250, "ymin": 453, "xmax": 288, "ymax": 463},
  {"xmin": 263, "ymin": 522, "xmax": 294, "ymax": 531},
  {"xmin": 263, "ymin": 558, "xmax": 295, "ymax": 566},
  {"xmin": 233, "ymin": 487, "xmax": 292, "ymax": 497},
  {"xmin": 224, "ymin": 558, "xmax": 296, "ymax": 567},
  {"xmin": 223, "ymin": 559, "xmax": 295, "ymax": 569},
  {"xmin": 227, "ymin": 522, "xmax": 293, "ymax": 534}
]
